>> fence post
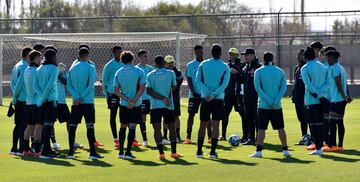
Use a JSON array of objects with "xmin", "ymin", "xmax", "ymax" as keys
[
  {"xmin": 191, "ymin": 14, "xmax": 195, "ymax": 33},
  {"xmin": 0, "ymin": 37, "xmax": 3, "ymax": 106},
  {"xmin": 175, "ymin": 32, "xmax": 181, "ymax": 69},
  {"xmin": 109, "ymin": 16, "xmax": 113, "ymax": 32},
  {"xmin": 277, "ymin": 8, "xmax": 283, "ymax": 67}
]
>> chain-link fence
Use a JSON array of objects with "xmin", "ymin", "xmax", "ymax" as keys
[{"xmin": 0, "ymin": 32, "xmax": 206, "ymax": 104}]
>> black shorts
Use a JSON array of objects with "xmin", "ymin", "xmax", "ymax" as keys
[
  {"xmin": 141, "ymin": 100, "xmax": 151, "ymax": 114},
  {"xmin": 57, "ymin": 104, "xmax": 71, "ymax": 123},
  {"xmin": 224, "ymin": 95, "xmax": 244, "ymax": 113},
  {"xmin": 329, "ymin": 101, "xmax": 347, "ymax": 120},
  {"xmin": 14, "ymin": 101, "xmax": 26, "ymax": 125},
  {"xmin": 25, "ymin": 105, "xmax": 39, "ymax": 125},
  {"xmin": 174, "ymin": 101, "xmax": 181, "ymax": 116},
  {"xmin": 120, "ymin": 106, "xmax": 142, "ymax": 124},
  {"xmin": 71, "ymin": 104, "xmax": 95, "ymax": 124},
  {"xmin": 257, "ymin": 108, "xmax": 285, "ymax": 130},
  {"xmin": 107, "ymin": 94, "xmax": 120, "ymax": 109},
  {"xmin": 150, "ymin": 108, "xmax": 175, "ymax": 124},
  {"xmin": 188, "ymin": 97, "xmax": 201, "ymax": 114},
  {"xmin": 38, "ymin": 101, "xmax": 58, "ymax": 125},
  {"xmin": 200, "ymin": 99, "xmax": 225, "ymax": 121},
  {"xmin": 306, "ymin": 104, "xmax": 323, "ymax": 125}
]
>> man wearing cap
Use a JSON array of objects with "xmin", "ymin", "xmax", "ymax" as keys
[
  {"xmin": 241, "ymin": 48, "xmax": 262, "ymax": 145},
  {"xmin": 301, "ymin": 47, "xmax": 330, "ymax": 156},
  {"xmin": 165, "ymin": 55, "xmax": 184, "ymax": 143},
  {"xmin": 220, "ymin": 48, "xmax": 247, "ymax": 141},
  {"xmin": 249, "ymin": 52, "xmax": 291, "ymax": 158}
]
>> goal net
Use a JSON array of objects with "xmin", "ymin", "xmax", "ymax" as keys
[{"xmin": 0, "ymin": 32, "xmax": 207, "ymax": 105}]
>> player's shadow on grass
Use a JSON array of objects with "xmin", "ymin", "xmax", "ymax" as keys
[
  {"xmin": 265, "ymin": 156, "xmax": 315, "ymax": 164},
  {"xmin": 83, "ymin": 147, "xmax": 112, "ymax": 154},
  {"xmin": 339, "ymin": 149, "xmax": 360, "ymax": 157},
  {"xmin": 75, "ymin": 159, "xmax": 113, "ymax": 167},
  {"xmin": 263, "ymin": 143, "xmax": 295, "ymax": 153},
  {"xmin": 161, "ymin": 158, "xmax": 198, "ymax": 166},
  {"xmin": 205, "ymin": 158, "xmax": 257, "ymax": 166},
  {"xmin": 321, "ymin": 154, "xmax": 360, "ymax": 163},
  {"xmin": 204, "ymin": 144, "xmax": 234, "ymax": 151},
  {"xmin": 19, "ymin": 157, "xmax": 75, "ymax": 167},
  {"xmin": 127, "ymin": 158, "xmax": 198, "ymax": 166}
]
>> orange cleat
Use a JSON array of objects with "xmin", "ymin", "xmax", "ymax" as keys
[
  {"xmin": 183, "ymin": 139, "xmax": 192, "ymax": 144},
  {"xmin": 94, "ymin": 140, "xmax": 105, "ymax": 147},
  {"xmin": 323, "ymin": 146, "xmax": 337, "ymax": 152},
  {"xmin": 132, "ymin": 139, "xmax": 142, "ymax": 147},
  {"xmin": 114, "ymin": 139, "xmax": 120, "ymax": 148},
  {"xmin": 335, "ymin": 147, "xmax": 344, "ymax": 153},
  {"xmin": 208, "ymin": 139, "xmax": 212, "ymax": 144},
  {"xmin": 158, "ymin": 154, "xmax": 166, "ymax": 160},
  {"xmin": 33, "ymin": 152, "xmax": 41, "ymax": 158},
  {"xmin": 306, "ymin": 144, "xmax": 316, "ymax": 151},
  {"xmin": 171, "ymin": 153, "xmax": 184, "ymax": 159},
  {"xmin": 22, "ymin": 151, "xmax": 33, "ymax": 157}
]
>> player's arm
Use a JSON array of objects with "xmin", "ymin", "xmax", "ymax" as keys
[
  {"xmin": 211, "ymin": 65, "xmax": 231, "ymax": 98},
  {"xmin": 12, "ymin": 66, "xmax": 26, "ymax": 102},
  {"xmin": 195, "ymin": 64, "xmax": 210, "ymax": 96},
  {"xmin": 33, "ymin": 71, "xmax": 42, "ymax": 99},
  {"xmin": 301, "ymin": 67, "xmax": 319, "ymax": 97},
  {"xmin": 332, "ymin": 69, "xmax": 351, "ymax": 103},
  {"xmin": 186, "ymin": 66, "xmax": 198, "ymax": 97},
  {"xmin": 254, "ymin": 70, "xmax": 274, "ymax": 105},
  {"xmin": 274, "ymin": 71, "xmax": 287, "ymax": 105},
  {"xmin": 67, "ymin": 69, "xmax": 80, "ymax": 101},
  {"xmin": 133, "ymin": 71, "xmax": 146, "ymax": 102},
  {"xmin": 79, "ymin": 66, "xmax": 96, "ymax": 100},
  {"xmin": 37, "ymin": 67, "xmax": 58, "ymax": 106},
  {"xmin": 319, "ymin": 69, "xmax": 330, "ymax": 97},
  {"xmin": 102, "ymin": 64, "xmax": 110, "ymax": 98}
]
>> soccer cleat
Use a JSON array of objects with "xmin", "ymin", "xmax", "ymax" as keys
[
  {"xmin": 157, "ymin": 154, "xmax": 166, "ymax": 160},
  {"xmin": 39, "ymin": 154, "xmax": 54, "ymax": 159},
  {"xmin": 335, "ymin": 147, "xmax": 344, "ymax": 152},
  {"xmin": 114, "ymin": 139, "xmax": 120, "ymax": 148},
  {"xmin": 74, "ymin": 142, "xmax": 84, "ymax": 149},
  {"xmin": 162, "ymin": 139, "xmax": 171, "ymax": 145},
  {"xmin": 196, "ymin": 152, "xmax": 204, "ymax": 159},
  {"xmin": 177, "ymin": 138, "xmax": 183, "ymax": 144},
  {"xmin": 171, "ymin": 153, "xmax": 184, "ymax": 159},
  {"xmin": 219, "ymin": 136, "xmax": 227, "ymax": 141},
  {"xmin": 89, "ymin": 153, "xmax": 104, "ymax": 159},
  {"xmin": 9, "ymin": 148, "xmax": 17, "ymax": 155},
  {"xmin": 23, "ymin": 151, "xmax": 34, "ymax": 157},
  {"xmin": 52, "ymin": 143, "xmax": 61, "ymax": 149},
  {"xmin": 67, "ymin": 155, "xmax": 75, "ymax": 160},
  {"xmin": 207, "ymin": 139, "xmax": 212, "ymax": 144},
  {"xmin": 33, "ymin": 152, "xmax": 41, "ymax": 158},
  {"xmin": 283, "ymin": 150, "xmax": 292, "ymax": 157},
  {"xmin": 323, "ymin": 146, "xmax": 337, "ymax": 152},
  {"xmin": 297, "ymin": 139, "xmax": 305, "ymax": 145},
  {"xmin": 117, "ymin": 154, "xmax": 124, "ymax": 159},
  {"xmin": 240, "ymin": 138, "xmax": 249, "ymax": 144},
  {"xmin": 243, "ymin": 139, "xmax": 256, "ymax": 146},
  {"xmin": 209, "ymin": 153, "xmax": 218, "ymax": 159},
  {"xmin": 124, "ymin": 153, "xmax": 136, "ymax": 160},
  {"xmin": 16, "ymin": 152, "xmax": 24, "ymax": 156},
  {"xmin": 133, "ymin": 139, "xmax": 142, "ymax": 147},
  {"xmin": 308, "ymin": 149, "xmax": 323, "ymax": 156},
  {"xmin": 306, "ymin": 144, "xmax": 316, "ymax": 151},
  {"xmin": 143, "ymin": 140, "xmax": 149, "ymax": 147},
  {"xmin": 183, "ymin": 139, "xmax": 192, "ymax": 144},
  {"xmin": 249, "ymin": 151, "xmax": 263, "ymax": 158},
  {"xmin": 94, "ymin": 140, "xmax": 105, "ymax": 147}
]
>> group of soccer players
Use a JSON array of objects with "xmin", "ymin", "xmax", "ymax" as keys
[{"xmin": 9, "ymin": 40, "xmax": 350, "ymax": 160}]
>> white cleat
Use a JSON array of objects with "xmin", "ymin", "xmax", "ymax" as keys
[
  {"xmin": 8, "ymin": 151, "xmax": 17, "ymax": 155},
  {"xmin": 308, "ymin": 149, "xmax": 323, "ymax": 156},
  {"xmin": 196, "ymin": 154, "xmax": 204, "ymax": 159},
  {"xmin": 249, "ymin": 151, "xmax": 263, "ymax": 158},
  {"xmin": 143, "ymin": 141, "xmax": 149, "ymax": 147},
  {"xmin": 67, "ymin": 155, "xmax": 75, "ymax": 160},
  {"xmin": 74, "ymin": 142, "xmax": 84, "ymax": 149},
  {"xmin": 283, "ymin": 150, "xmax": 292, "ymax": 157},
  {"xmin": 52, "ymin": 143, "xmax": 61, "ymax": 149},
  {"xmin": 162, "ymin": 139, "xmax": 171, "ymax": 145},
  {"xmin": 16, "ymin": 152, "xmax": 23, "ymax": 156},
  {"xmin": 117, "ymin": 154, "xmax": 124, "ymax": 159}
]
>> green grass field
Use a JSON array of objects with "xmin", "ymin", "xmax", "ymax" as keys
[{"xmin": 0, "ymin": 98, "xmax": 359, "ymax": 182}]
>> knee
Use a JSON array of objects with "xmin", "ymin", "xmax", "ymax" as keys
[
  {"xmin": 86, "ymin": 123, "xmax": 94, "ymax": 129},
  {"xmin": 128, "ymin": 123, "xmax": 136, "ymax": 129}
]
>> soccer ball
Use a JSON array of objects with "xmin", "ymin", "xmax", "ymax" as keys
[{"xmin": 228, "ymin": 134, "xmax": 241, "ymax": 147}]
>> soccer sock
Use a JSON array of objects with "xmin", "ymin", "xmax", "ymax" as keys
[
  {"xmin": 186, "ymin": 128, "xmax": 192, "ymax": 140},
  {"xmin": 41, "ymin": 124, "xmax": 53, "ymax": 154},
  {"xmin": 256, "ymin": 144, "xmax": 263, "ymax": 152},
  {"xmin": 34, "ymin": 140, "xmax": 42, "ymax": 153},
  {"xmin": 207, "ymin": 124, "xmax": 212, "ymax": 139},
  {"xmin": 328, "ymin": 120, "xmax": 337, "ymax": 147},
  {"xmin": 23, "ymin": 140, "xmax": 30, "ymax": 152},
  {"xmin": 126, "ymin": 128, "xmax": 135, "ymax": 154},
  {"xmin": 110, "ymin": 108, "xmax": 118, "ymax": 139},
  {"xmin": 119, "ymin": 128, "xmax": 126, "ymax": 155},
  {"xmin": 171, "ymin": 141, "xmax": 177, "ymax": 154},
  {"xmin": 68, "ymin": 125, "xmax": 77, "ymax": 155},
  {"xmin": 338, "ymin": 120, "xmax": 345, "ymax": 147},
  {"xmin": 163, "ymin": 129, "xmax": 168, "ymax": 140},
  {"xmin": 210, "ymin": 138, "xmax": 218, "ymax": 154},
  {"xmin": 50, "ymin": 128, "xmax": 56, "ymax": 143},
  {"xmin": 18, "ymin": 124, "xmax": 26, "ymax": 152},
  {"xmin": 176, "ymin": 128, "xmax": 181, "ymax": 139},
  {"xmin": 222, "ymin": 116, "xmax": 229, "ymax": 138},
  {"xmin": 12, "ymin": 125, "xmax": 19, "ymax": 150},
  {"xmin": 140, "ymin": 121, "xmax": 147, "ymax": 141},
  {"xmin": 323, "ymin": 117, "xmax": 329, "ymax": 144},
  {"xmin": 157, "ymin": 144, "xmax": 164, "ymax": 154},
  {"xmin": 86, "ymin": 125, "xmax": 96, "ymax": 155},
  {"xmin": 197, "ymin": 139, "xmax": 204, "ymax": 154},
  {"xmin": 282, "ymin": 145, "xmax": 288, "ymax": 151}
]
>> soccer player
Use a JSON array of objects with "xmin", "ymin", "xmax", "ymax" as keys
[
  {"xmin": 102, "ymin": 46, "xmax": 124, "ymax": 148},
  {"xmin": 301, "ymin": 47, "xmax": 330, "ymax": 156},
  {"xmin": 195, "ymin": 44, "xmax": 230, "ymax": 159},
  {"xmin": 113, "ymin": 51, "xmax": 145, "ymax": 159},
  {"xmin": 9, "ymin": 47, "xmax": 32, "ymax": 156},
  {"xmin": 221, "ymin": 48, "xmax": 247, "ymax": 141},
  {"xmin": 135, "ymin": 49, "xmax": 154, "ymax": 146},
  {"xmin": 146, "ymin": 55, "xmax": 183, "ymax": 159},
  {"xmin": 241, "ymin": 48, "xmax": 262, "ymax": 145},
  {"xmin": 67, "ymin": 48, "xmax": 103, "ymax": 159},
  {"xmin": 309, "ymin": 41, "xmax": 331, "ymax": 150},
  {"xmin": 249, "ymin": 52, "xmax": 291, "ymax": 158},
  {"xmin": 292, "ymin": 49, "xmax": 310, "ymax": 145},
  {"xmin": 33, "ymin": 49, "xmax": 60, "ymax": 158},
  {"xmin": 323, "ymin": 49, "xmax": 352, "ymax": 152},
  {"xmin": 165, "ymin": 55, "xmax": 184, "ymax": 143},
  {"xmin": 33, "ymin": 43, "xmax": 45, "ymax": 54},
  {"xmin": 184, "ymin": 45, "xmax": 212, "ymax": 144},
  {"xmin": 23, "ymin": 50, "xmax": 41, "ymax": 157}
]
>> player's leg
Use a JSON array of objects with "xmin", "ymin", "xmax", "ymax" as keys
[
  {"xmin": 23, "ymin": 105, "xmax": 35, "ymax": 156},
  {"xmin": 84, "ymin": 104, "xmax": 103, "ymax": 159},
  {"xmin": 33, "ymin": 106, "xmax": 43, "ymax": 157},
  {"xmin": 163, "ymin": 123, "xmax": 169, "ymax": 142},
  {"xmin": 237, "ymin": 95, "xmax": 249, "ymax": 143},
  {"xmin": 307, "ymin": 105, "xmax": 324, "ymax": 155},
  {"xmin": 174, "ymin": 100, "xmax": 182, "ymax": 143},
  {"xmin": 272, "ymin": 109, "xmax": 291, "ymax": 157},
  {"xmin": 207, "ymin": 121, "xmax": 212, "ymax": 144},
  {"xmin": 184, "ymin": 98, "xmax": 200, "ymax": 144},
  {"xmin": 118, "ymin": 106, "xmax": 128, "ymax": 157},
  {"xmin": 40, "ymin": 101, "xmax": 59, "ymax": 159},
  {"xmin": 221, "ymin": 97, "xmax": 233, "ymax": 141},
  {"xmin": 249, "ymin": 108, "xmax": 268, "ymax": 158},
  {"xmin": 244, "ymin": 103, "xmax": 256, "ymax": 145},
  {"xmin": 151, "ymin": 109, "xmax": 165, "ymax": 159},
  {"xmin": 140, "ymin": 100, "xmax": 150, "ymax": 146},
  {"xmin": 209, "ymin": 99, "xmax": 224, "ymax": 158},
  {"xmin": 322, "ymin": 100, "xmax": 330, "ymax": 146},
  {"xmin": 166, "ymin": 109, "xmax": 183, "ymax": 159},
  {"xmin": 108, "ymin": 94, "xmax": 119, "ymax": 147},
  {"xmin": 295, "ymin": 102, "xmax": 308, "ymax": 145},
  {"xmin": 197, "ymin": 100, "xmax": 210, "ymax": 158},
  {"xmin": 10, "ymin": 101, "xmax": 26, "ymax": 155}
]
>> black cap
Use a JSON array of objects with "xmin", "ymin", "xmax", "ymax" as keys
[
  {"xmin": 263, "ymin": 51, "xmax": 274, "ymax": 62},
  {"xmin": 309, "ymin": 41, "xmax": 323, "ymax": 49},
  {"xmin": 241, "ymin": 48, "xmax": 255, "ymax": 55}
]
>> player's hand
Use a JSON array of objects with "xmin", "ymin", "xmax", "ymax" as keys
[
  {"xmin": 345, "ymin": 96, "xmax": 353, "ymax": 103},
  {"xmin": 127, "ymin": 99, "xmax": 136, "ymax": 109},
  {"xmin": 36, "ymin": 99, "xmax": 43, "ymax": 107},
  {"xmin": 78, "ymin": 98, "xmax": 83, "ymax": 105},
  {"xmin": 163, "ymin": 98, "xmax": 170, "ymax": 106},
  {"xmin": 205, "ymin": 96, "xmax": 213, "ymax": 102},
  {"xmin": 73, "ymin": 99, "xmax": 80, "ymax": 106}
]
